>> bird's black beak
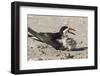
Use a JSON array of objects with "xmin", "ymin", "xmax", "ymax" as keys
[{"xmin": 68, "ymin": 28, "xmax": 76, "ymax": 35}]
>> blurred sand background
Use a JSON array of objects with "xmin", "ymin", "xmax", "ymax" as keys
[{"xmin": 27, "ymin": 15, "xmax": 88, "ymax": 61}]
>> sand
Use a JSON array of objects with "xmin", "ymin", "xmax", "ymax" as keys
[{"xmin": 27, "ymin": 15, "xmax": 88, "ymax": 61}]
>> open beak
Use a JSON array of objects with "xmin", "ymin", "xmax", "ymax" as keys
[{"xmin": 68, "ymin": 28, "xmax": 76, "ymax": 35}]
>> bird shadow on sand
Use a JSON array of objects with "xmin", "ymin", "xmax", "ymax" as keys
[{"xmin": 71, "ymin": 47, "xmax": 88, "ymax": 51}]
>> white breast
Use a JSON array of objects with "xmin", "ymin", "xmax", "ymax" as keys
[
  {"xmin": 57, "ymin": 36, "xmax": 69, "ymax": 48},
  {"xmin": 62, "ymin": 38, "xmax": 67, "ymax": 47}
]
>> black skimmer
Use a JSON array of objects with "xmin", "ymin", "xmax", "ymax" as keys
[{"xmin": 28, "ymin": 26, "xmax": 76, "ymax": 50}]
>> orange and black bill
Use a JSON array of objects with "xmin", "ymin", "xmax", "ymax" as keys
[{"xmin": 68, "ymin": 28, "xmax": 76, "ymax": 35}]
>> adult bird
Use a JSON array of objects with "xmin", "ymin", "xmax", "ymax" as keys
[{"xmin": 28, "ymin": 26, "xmax": 76, "ymax": 50}]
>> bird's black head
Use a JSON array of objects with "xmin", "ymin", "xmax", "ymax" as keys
[
  {"xmin": 59, "ymin": 26, "xmax": 68, "ymax": 34},
  {"xmin": 59, "ymin": 26, "xmax": 76, "ymax": 35}
]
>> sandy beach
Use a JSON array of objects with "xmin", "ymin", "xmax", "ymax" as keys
[{"xmin": 27, "ymin": 15, "xmax": 88, "ymax": 61}]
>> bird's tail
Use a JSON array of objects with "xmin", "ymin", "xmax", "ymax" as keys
[
  {"xmin": 28, "ymin": 27, "xmax": 44, "ymax": 41},
  {"xmin": 28, "ymin": 27, "xmax": 37, "ymax": 37}
]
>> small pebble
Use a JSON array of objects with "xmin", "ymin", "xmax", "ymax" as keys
[{"xmin": 38, "ymin": 58, "xmax": 43, "ymax": 60}]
